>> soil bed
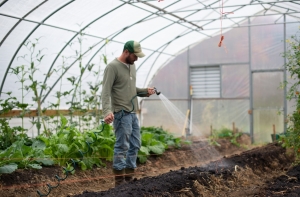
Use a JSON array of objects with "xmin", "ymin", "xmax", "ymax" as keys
[
  {"xmin": 0, "ymin": 136, "xmax": 297, "ymax": 197},
  {"xmin": 73, "ymin": 142, "xmax": 297, "ymax": 197}
]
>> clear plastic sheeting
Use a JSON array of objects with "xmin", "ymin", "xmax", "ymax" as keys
[
  {"xmin": 143, "ymin": 13, "xmax": 300, "ymax": 143},
  {"xmin": 191, "ymin": 99, "xmax": 250, "ymax": 137},
  {"xmin": 189, "ymin": 26, "xmax": 249, "ymax": 65},
  {"xmin": 252, "ymin": 72, "xmax": 284, "ymax": 143},
  {"xmin": 221, "ymin": 64, "xmax": 249, "ymax": 98},
  {"xmin": 253, "ymin": 109, "xmax": 284, "ymax": 143},
  {"xmin": 0, "ymin": 0, "xmax": 42, "ymax": 17},
  {"xmin": 147, "ymin": 50, "xmax": 188, "ymax": 99},
  {"xmin": 250, "ymin": 17, "xmax": 284, "ymax": 70},
  {"xmin": 252, "ymin": 72, "xmax": 284, "ymax": 110},
  {"xmin": 141, "ymin": 98, "xmax": 250, "ymax": 138}
]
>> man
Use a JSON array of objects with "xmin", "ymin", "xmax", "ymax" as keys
[{"xmin": 101, "ymin": 40, "xmax": 156, "ymax": 187}]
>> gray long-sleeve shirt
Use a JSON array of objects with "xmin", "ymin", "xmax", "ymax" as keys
[{"xmin": 101, "ymin": 58, "xmax": 148, "ymax": 117}]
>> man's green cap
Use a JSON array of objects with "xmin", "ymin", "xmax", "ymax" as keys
[{"xmin": 123, "ymin": 40, "xmax": 145, "ymax": 58}]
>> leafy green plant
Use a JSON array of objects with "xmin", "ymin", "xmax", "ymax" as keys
[
  {"xmin": 279, "ymin": 29, "xmax": 300, "ymax": 162},
  {"xmin": 37, "ymin": 115, "xmax": 114, "ymax": 171},
  {"xmin": 230, "ymin": 132, "xmax": 243, "ymax": 147},
  {"xmin": 0, "ymin": 95, "xmax": 19, "ymax": 150},
  {"xmin": 138, "ymin": 131, "xmax": 166, "ymax": 163},
  {"xmin": 82, "ymin": 124, "xmax": 115, "ymax": 168},
  {"xmin": 0, "ymin": 138, "xmax": 54, "ymax": 174},
  {"xmin": 138, "ymin": 126, "xmax": 188, "ymax": 163},
  {"xmin": 209, "ymin": 127, "xmax": 242, "ymax": 147},
  {"xmin": 208, "ymin": 129, "xmax": 221, "ymax": 147},
  {"xmin": 141, "ymin": 126, "xmax": 183, "ymax": 148},
  {"xmin": 0, "ymin": 93, "xmax": 30, "ymax": 150}
]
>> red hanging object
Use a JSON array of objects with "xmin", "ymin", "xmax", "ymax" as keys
[
  {"xmin": 218, "ymin": 0, "xmax": 233, "ymax": 47},
  {"xmin": 218, "ymin": 35, "xmax": 224, "ymax": 47}
]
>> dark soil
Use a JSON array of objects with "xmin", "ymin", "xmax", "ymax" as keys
[
  {"xmin": 0, "ymin": 135, "xmax": 297, "ymax": 197},
  {"xmin": 260, "ymin": 165, "xmax": 300, "ymax": 197}
]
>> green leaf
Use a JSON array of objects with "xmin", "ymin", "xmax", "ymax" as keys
[
  {"xmin": 139, "ymin": 146, "xmax": 149, "ymax": 155},
  {"xmin": 0, "ymin": 163, "xmax": 18, "ymax": 174},
  {"xmin": 38, "ymin": 55, "xmax": 45, "ymax": 62},
  {"xmin": 36, "ymin": 121, "xmax": 41, "ymax": 130},
  {"xmin": 149, "ymin": 145, "xmax": 164, "ymax": 155},
  {"xmin": 32, "ymin": 139, "xmax": 46, "ymax": 150},
  {"xmin": 166, "ymin": 140, "xmax": 175, "ymax": 146},
  {"xmin": 141, "ymin": 132, "xmax": 154, "ymax": 146},
  {"xmin": 56, "ymin": 144, "xmax": 69, "ymax": 154},
  {"xmin": 16, "ymin": 103, "xmax": 28, "ymax": 109},
  {"xmin": 36, "ymin": 135, "xmax": 49, "ymax": 146},
  {"xmin": 79, "ymin": 161, "xmax": 87, "ymax": 170},
  {"xmin": 87, "ymin": 64, "xmax": 94, "ymax": 71},
  {"xmin": 138, "ymin": 155, "xmax": 147, "ymax": 164},
  {"xmin": 20, "ymin": 144, "xmax": 32, "ymax": 155},
  {"xmin": 36, "ymin": 158, "xmax": 54, "ymax": 166},
  {"xmin": 103, "ymin": 54, "xmax": 107, "ymax": 65},
  {"xmin": 60, "ymin": 114, "xmax": 68, "ymax": 128},
  {"xmin": 28, "ymin": 163, "xmax": 42, "ymax": 169}
]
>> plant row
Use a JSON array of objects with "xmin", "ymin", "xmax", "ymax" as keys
[
  {"xmin": 208, "ymin": 127, "xmax": 243, "ymax": 147},
  {"xmin": 0, "ymin": 116, "xmax": 186, "ymax": 174}
]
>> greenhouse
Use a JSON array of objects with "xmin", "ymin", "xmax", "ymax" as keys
[{"xmin": 1, "ymin": 0, "xmax": 300, "ymax": 197}]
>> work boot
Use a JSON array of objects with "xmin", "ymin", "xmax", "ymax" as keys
[
  {"xmin": 113, "ymin": 169, "xmax": 125, "ymax": 187},
  {"xmin": 125, "ymin": 168, "xmax": 135, "ymax": 182}
]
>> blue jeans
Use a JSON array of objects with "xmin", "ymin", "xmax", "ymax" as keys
[{"xmin": 113, "ymin": 111, "xmax": 141, "ymax": 170}]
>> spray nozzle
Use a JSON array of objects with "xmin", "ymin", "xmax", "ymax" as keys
[{"xmin": 154, "ymin": 87, "xmax": 161, "ymax": 95}]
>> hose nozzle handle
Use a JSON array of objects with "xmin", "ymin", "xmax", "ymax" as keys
[{"xmin": 154, "ymin": 87, "xmax": 161, "ymax": 95}]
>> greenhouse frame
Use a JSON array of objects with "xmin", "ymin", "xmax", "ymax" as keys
[{"xmin": 1, "ymin": 0, "xmax": 300, "ymax": 143}]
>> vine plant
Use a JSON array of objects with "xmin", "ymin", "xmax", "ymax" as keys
[
  {"xmin": 17, "ymin": 38, "xmax": 49, "ymax": 135},
  {"xmin": 47, "ymin": 55, "xmax": 74, "ymax": 134},
  {"xmin": 67, "ymin": 30, "xmax": 107, "ymax": 131},
  {"xmin": 10, "ymin": 65, "xmax": 30, "ymax": 129}
]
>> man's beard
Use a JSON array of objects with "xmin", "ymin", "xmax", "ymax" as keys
[{"xmin": 125, "ymin": 56, "xmax": 134, "ymax": 64}]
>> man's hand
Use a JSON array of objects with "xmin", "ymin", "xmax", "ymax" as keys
[
  {"xmin": 147, "ymin": 87, "xmax": 156, "ymax": 96},
  {"xmin": 104, "ymin": 112, "xmax": 114, "ymax": 124}
]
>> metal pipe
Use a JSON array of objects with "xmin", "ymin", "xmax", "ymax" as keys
[
  {"xmin": 138, "ymin": 0, "xmax": 203, "ymax": 30},
  {"xmin": 283, "ymin": 14, "xmax": 287, "ymax": 133},
  {"xmin": 0, "ymin": 0, "xmax": 8, "ymax": 7},
  {"xmin": 189, "ymin": 12, "xmax": 300, "ymax": 23},
  {"xmin": 248, "ymin": 17, "xmax": 254, "ymax": 144},
  {"xmin": 170, "ymin": 0, "xmax": 300, "ymax": 13},
  {"xmin": 252, "ymin": 69, "xmax": 284, "ymax": 73},
  {"xmin": 190, "ymin": 62, "xmax": 250, "ymax": 67}
]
